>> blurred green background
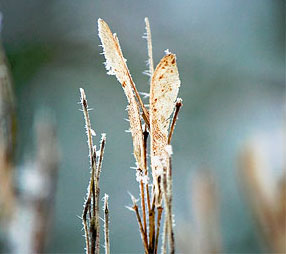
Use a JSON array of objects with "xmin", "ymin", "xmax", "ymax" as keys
[{"xmin": 0, "ymin": 0, "xmax": 284, "ymax": 253}]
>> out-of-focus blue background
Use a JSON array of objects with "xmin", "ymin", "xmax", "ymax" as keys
[{"xmin": 0, "ymin": 0, "xmax": 284, "ymax": 253}]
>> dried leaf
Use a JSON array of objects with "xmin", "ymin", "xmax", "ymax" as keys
[
  {"xmin": 98, "ymin": 19, "xmax": 145, "ymax": 170},
  {"xmin": 150, "ymin": 53, "xmax": 181, "ymax": 204}
]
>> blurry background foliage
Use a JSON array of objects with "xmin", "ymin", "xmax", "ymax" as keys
[{"xmin": 0, "ymin": 0, "xmax": 284, "ymax": 253}]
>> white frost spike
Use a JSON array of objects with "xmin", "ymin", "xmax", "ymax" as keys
[
  {"xmin": 101, "ymin": 133, "xmax": 107, "ymax": 140},
  {"xmin": 128, "ymin": 192, "xmax": 139, "ymax": 205},
  {"xmin": 96, "ymin": 150, "xmax": 101, "ymax": 157},
  {"xmin": 152, "ymin": 156, "xmax": 162, "ymax": 168},
  {"xmin": 136, "ymin": 170, "xmax": 149, "ymax": 184},
  {"xmin": 90, "ymin": 129, "xmax": 96, "ymax": 136},
  {"xmin": 125, "ymin": 206, "xmax": 134, "ymax": 212},
  {"xmin": 98, "ymin": 18, "xmax": 145, "ymax": 170},
  {"xmin": 139, "ymin": 92, "xmax": 150, "ymax": 98},
  {"xmin": 143, "ymin": 70, "xmax": 151, "ymax": 77},
  {"xmin": 164, "ymin": 49, "xmax": 171, "ymax": 55},
  {"xmin": 150, "ymin": 53, "xmax": 181, "ymax": 205}
]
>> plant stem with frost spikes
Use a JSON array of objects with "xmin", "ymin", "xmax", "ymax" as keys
[
  {"xmin": 132, "ymin": 197, "xmax": 149, "ymax": 253},
  {"xmin": 140, "ymin": 180, "xmax": 147, "ymax": 233},
  {"xmin": 148, "ymin": 198, "xmax": 156, "ymax": 253},
  {"xmin": 104, "ymin": 194, "xmax": 110, "ymax": 254},
  {"xmin": 155, "ymin": 206, "xmax": 163, "ymax": 254},
  {"xmin": 168, "ymin": 98, "xmax": 182, "ymax": 145},
  {"xmin": 80, "ymin": 88, "xmax": 105, "ymax": 254},
  {"xmin": 161, "ymin": 155, "xmax": 175, "ymax": 254}
]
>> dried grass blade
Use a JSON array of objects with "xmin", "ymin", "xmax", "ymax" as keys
[
  {"xmin": 150, "ymin": 53, "xmax": 180, "ymax": 206},
  {"xmin": 98, "ymin": 18, "xmax": 149, "ymax": 127},
  {"xmin": 98, "ymin": 19, "xmax": 145, "ymax": 171}
]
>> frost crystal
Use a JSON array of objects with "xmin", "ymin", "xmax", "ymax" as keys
[
  {"xmin": 165, "ymin": 145, "xmax": 173, "ymax": 156},
  {"xmin": 136, "ymin": 170, "xmax": 149, "ymax": 184}
]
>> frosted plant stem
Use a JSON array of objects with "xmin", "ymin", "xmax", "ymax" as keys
[
  {"xmin": 168, "ymin": 98, "xmax": 182, "ymax": 145},
  {"xmin": 167, "ymin": 157, "xmax": 174, "ymax": 254},
  {"xmin": 128, "ymin": 73, "xmax": 150, "ymax": 127},
  {"xmin": 80, "ymin": 88, "xmax": 96, "ymax": 254},
  {"xmin": 161, "ymin": 154, "xmax": 175, "ymax": 254},
  {"xmin": 104, "ymin": 194, "xmax": 110, "ymax": 254},
  {"xmin": 143, "ymin": 128, "xmax": 151, "ymax": 213},
  {"xmin": 95, "ymin": 134, "xmax": 106, "ymax": 254},
  {"xmin": 140, "ymin": 126, "xmax": 148, "ymax": 233},
  {"xmin": 155, "ymin": 206, "xmax": 163, "ymax": 254},
  {"xmin": 131, "ymin": 196, "xmax": 149, "ymax": 253},
  {"xmin": 140, "ymin": 180, "xmax": 147, "ymax": 233},
  {"xmin": 80, "ymin": 88, "xmax": 104, "ymax": 254},
  {"xmin": 82, "ymin": 198, "xmax": 91, "ymax": 254},
  {"xmin": 144, "ymin": 17, "xmax": 154, "ymax": 76},
  {"xmin": 148, "ymin": 197, "xmax": 156, "ymax": 253},
  {"xmin": 161, "ymin": 217, "xmax": 168, "ymax": 254}
]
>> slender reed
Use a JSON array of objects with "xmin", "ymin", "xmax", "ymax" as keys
[
  {"xmin": 80, "ymin": 88, "xmax": 108, "ymax": 254},
  {"xmin": 103, "ymin": 194, "xmax": 110, "ymax": 254}
]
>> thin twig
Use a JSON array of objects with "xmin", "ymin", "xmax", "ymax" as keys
[
  {"xmin": 131, "ymin": 195, "xmax": 149, "ymax": 253},
  {"xmin": 92, "ymin": 147, "xmax": 97, "ymax": 218},
  {"xmin": 140, "ymin": 180, "xmax": 147, "ymax": 233},
  {"xmin": 155, "ymin": 206, "xmax": 163, "ymax": 254},
  {"xmin": 143, "ymin": 127, "xmax": 149, "ymax": 175},
  {"xmin": 148, "ymin": 198, "xmax": 156, "ymax": 253},
  {"xmin": 143, "ymin": 128, "xmax": 151, "ymax": 213},
  {"xmin": 90, "ymin": 215, "xmax": 97, "ymax": 254},
  {"xmin": 167, "ymin": 156, "xmax": 175, "ymax": 254},
  {"xmin": 161, "ymin": 153, "xmax": 175, "ymax": 254},
  {"xmin": 161, "ymin": 172, "xmax": 169, "ymax": 254},
  {"xmin": 80, "ymin": 88, "xmax": 94, "ymax": 165},
  {"xmin": 82, "ymin": 197, "xmax": 91, "ymax": 254},
  {"xmin": 80, "ymin": 88, "xmax": 98, "ymax": 254},
  {"xmin": 96, "ymin": 134, "xmax": 106, "ymax": 181},
  {"xmin": 146, "ymin": 184, "xmax": 151, "ymax": 214},
  {"xmin": 90, "ymin": 149, "xmax": 97, "ymax": 254},
  {"xmin": 104, "ymin": 194, "xmax": 110, "ymax": 254},
  {"xmin": 168, "ymin": 98, "xmax": 183, "ymax": 145},
  {"xmin": 128, "ymin": 73, "xmax": 150, "ymax": 127},
  {"xmin": 95, "ymin": 134, "xmax": 106, "ymax": 254},
  {"xmin": 80, "ymin": 88, "xmax": 106, "ymax": 254},
  {"xmin": 161, "ymin": 214, "xmax": 168, "ymax": 254},
  {"xmin": 139, "ymin": 126, "xmax": 148, "ymax": 234}
]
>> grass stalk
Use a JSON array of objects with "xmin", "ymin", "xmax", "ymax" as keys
[
  {"xmin": 168, "ymin": 98, "xmax": 182, "ymax": 145},
  {"xmin": 131, "ymin": 195, "xmax": 149, "ymax": 253},
  {"xmin": 155, "ymin": 206, "xmax": 163, "ymax": 254},
  {"xmin": 148, "ymin": 199, "xmax": 156, "ymax": 253},
  {"xmin": 80, "ymin": 88, "xmax": 108, "ymax": 254},
  {"xmin": 104, "ymin": 194, "xmax": 110, "ymax": 254}
]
